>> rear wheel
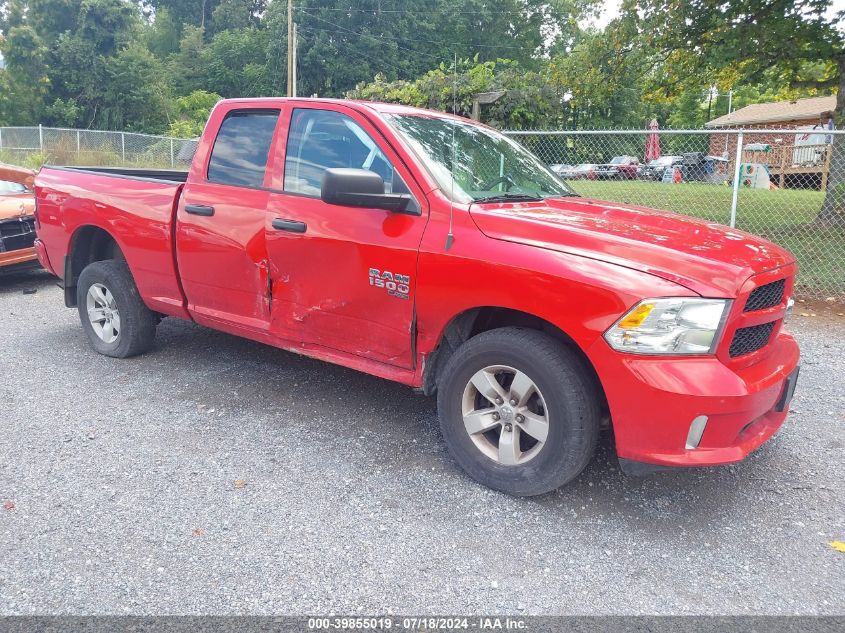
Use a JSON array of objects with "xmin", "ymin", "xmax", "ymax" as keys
[
  {"xmin": 436, "ymin": 327, "xmax": 600, "ymax": 496},
  {"xmin": 76, "ymin": 259, "xmax": 157, "ymax": 358}
]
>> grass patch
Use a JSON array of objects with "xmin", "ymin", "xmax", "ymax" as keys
[
  {"xmin": 568, "ymin": 180, "xmax": 844, "ymax": 300},
  {"xmin": 0, "ymin": 147, "xmax": 181, "ymax": 170}
]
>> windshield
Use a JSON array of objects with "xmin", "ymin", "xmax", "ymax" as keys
[
  {"xmin": 384, "ymin": 114, "xmax": 574, "ymax": 203},
  {"xmin": 609, "ymin": 157, "xmax": 627, "ymax": 164},
  {"xmin": 0, "ymin": 180, "xmax": 28, "ymax": 194}
]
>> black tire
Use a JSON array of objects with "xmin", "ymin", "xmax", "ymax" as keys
[
  {"xmin": 76, "ymin": 259, "xmax": 157, "ymax": 358},
  {"xmin": 436, "ymin": 327, "xmax": 600, "ymax": 496}
]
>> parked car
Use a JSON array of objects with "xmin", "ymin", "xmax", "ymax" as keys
[
  {"xmin": 559, "ymin": 163, "xmax": 597, "ymax": 180},
  {"xmin": 593, "ymin": 155, "xmax": 640, "ymax": 180},
  {"xmin": 680, "ymin": 152, "xmax": 720, "ymax": 182},
  {"xmin": 549, "ymin": 164, "xmax": 572, "ymax": 178},
  {"xmin": 0, "ymin": 164, "xmax": 38, "ymax": 270},
  {"xmin": 34, "ymin": 98, "xmax": 800, "ymax": 496},
  {"xmin": 639, "ymin": 155, "xmax": 683, "ymax": 181}
]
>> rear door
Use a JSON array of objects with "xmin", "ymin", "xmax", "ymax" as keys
[
  {"xmin": 176, "ymin": 106, "xmax": 282, "ymax": 332},
  {"xmin": 265, "ymin": 104, "xmax": 428, "ymax": 368}
]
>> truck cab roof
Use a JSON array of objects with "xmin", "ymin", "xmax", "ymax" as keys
[{"xmin": 213, "ymin": 97, "xmax": 471, "ymax": 121}]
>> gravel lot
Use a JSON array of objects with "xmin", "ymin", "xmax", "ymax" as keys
[{"xmin": 1, "ymin": 268, "xmax": 843, "ymax": 615}]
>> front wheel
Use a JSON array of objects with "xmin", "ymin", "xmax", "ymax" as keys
[
  {"xmin": 436, "ymin": 327, "xmax": 600, "ymax": 496},
  {"xmin": 76, "ymin": 259, "xmax": 157, "ymax": 358}
]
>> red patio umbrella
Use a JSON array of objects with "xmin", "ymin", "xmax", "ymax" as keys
[{"xmin": 645, "ymin": 118, "xmax": 661, "ymax": 162}]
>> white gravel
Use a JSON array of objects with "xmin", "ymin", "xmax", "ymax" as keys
[{"xmin": 0, "ymin": 268, "xmax": 843, "ymax": 615}]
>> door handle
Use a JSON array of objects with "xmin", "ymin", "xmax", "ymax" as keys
[
  {"xmin": 185, "ymin": 204, "xmax": 215, "ymax": 217},
  {"xmin": 272, "ymin": 218, "xmax": 307, "ymax": 233}
]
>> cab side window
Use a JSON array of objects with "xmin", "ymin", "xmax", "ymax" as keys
[
  {"xmin": 284, "ymin": 109, "xmax": 401, "ymax": 197},
  {"xmin": 208, "ymin": 109, "xmax": 280, "ymax": 188}
]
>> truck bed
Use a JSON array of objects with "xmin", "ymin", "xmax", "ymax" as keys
[{"xmin": 35, "ymin": 164, "xmax": 189, "ymax": 318}]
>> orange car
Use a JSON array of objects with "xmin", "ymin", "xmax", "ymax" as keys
[{"xmin": 0, "ymin": 162, "xmax": 38, "ymax": 269}]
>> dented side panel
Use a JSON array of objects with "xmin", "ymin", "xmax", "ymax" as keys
[
  {"xmin": 264, "ymin": 102, "xmax": 429, "ymax": 369},
  {"xmin": 174, "ymin": 102, "xmax": 287, "ymax": 333},
  {"xmin": 265, "ymin": 194, "xmax": 426, "ymax": 369}
]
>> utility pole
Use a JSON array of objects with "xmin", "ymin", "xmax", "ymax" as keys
[
  {"xmin": 292, "ymin": 23, "xmax": 298, "ymax": 98},
  {"xmin": 287, "ymin": 0, "xmax": 294, "ymax": 97}
]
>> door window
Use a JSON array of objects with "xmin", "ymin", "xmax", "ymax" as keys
[
  {"xmin": 208, "ymin": 109, "xmax": 280, "ymax": 188},
  {"xmin": 284, "ymin": 109, "xmax": 403, "ymax": 197}
]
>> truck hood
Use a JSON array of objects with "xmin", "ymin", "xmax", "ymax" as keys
[
  {"xmin": 469, "ymin": 197, "xmax": 795, "ymax": 297},
  {"xmin": 0, "ymin": 162, "xmax": 35, "ymax": 189}
]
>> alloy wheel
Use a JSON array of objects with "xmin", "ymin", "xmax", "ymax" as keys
[
  {"xmin": 461, "ymin": 365, "xmax": 550, "ymax": 465},
  {"xmin": 86, "ymin": 282, "xmax": 121, "ymax": 344}
]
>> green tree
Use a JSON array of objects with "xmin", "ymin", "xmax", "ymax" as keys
[
  {"xmin": 26, "ymin": 0, "xmax": 82, "ymax": 44},
  {"xmin": 76, "ymin": 0, "xmax": 138, "ymax": 55},
  {"xmin": 146, "ymin": 0, "xmax": 221, "ymax": 32},
  {"xmin": 167, "ymin": 89, "xmax": 221, "ymax": 137},
  {"xmin": 100, "ymin": 43, "xmax": 169, "ymax": 131},
  {"xmin": 25, "ymin": 0, "xmax": 168, "ymax": 131},
  {"xmin": 619, "ymin": 0, "xmax": 844, "ymax": 224},
  {"xmin": 166, "ymin": 25, "xmax": 207, "ymax": 96},
  {"xmin": 146, "ymin": 6, "xmax": 180, "ymax": 58},
  {"xmin": 347, "ymin": 58, "xmax": 566, "ymax": 130},
  {"xmin": 0, "ymin": 24, "xmax": 50, "ymax": 124},
  {"xmin": 547, "ymin": 30, "xmax": 645, "ymax": 129},
  {"xmin": 211, "ymin": 0, "xmax": 261, "ymax": 34},
  {"xmin": 200, "ymin": 27, "xmax": 271, "ymax": 97},
  {"xmin": 0, "ymin": 0, "xmax": 27, "ymax": 32},
  {"xmin": 279, "ymin": 0, "xmax": 598, "ymax": 98}
]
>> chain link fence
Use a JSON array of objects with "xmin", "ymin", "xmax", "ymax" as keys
[
  {"xmin": 1, "ymin": 125, "xmax": 842, "ymax": 301},
  {"xmin": 505, "ymin": 129, "xmax": 845, "ymax": 302},
  {"xmin": 0, "ymin": 126, "xmax": 197, "ymax": 169}
]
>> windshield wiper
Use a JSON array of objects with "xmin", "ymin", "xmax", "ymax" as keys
[{"xmin": 472, "ymin": 193, "xmax": 544, "ymax": 204}]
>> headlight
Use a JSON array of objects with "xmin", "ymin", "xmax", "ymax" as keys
[{"xmin": 604, "ymin": 298, "xmax": 730, "ymax": 355}]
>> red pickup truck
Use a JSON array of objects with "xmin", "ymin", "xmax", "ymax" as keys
[{"xmin": 33, "ymin": 98, "xmax": 800, "ymax": 495}]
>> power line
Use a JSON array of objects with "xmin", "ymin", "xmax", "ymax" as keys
[
  {"xmin": 296, "ymin": 26, "xmax": 428, "ymax": 76},
  {"xmin": 299, "ymin": 12, "xmax": 535, "ymax": 52},
  {"xmin": 297, "ymin": 25, "xmax": 418, "ymax": 75},
  {"xmin": 302, "ymin": 13, "xmax": 450, "ymax": 53},
  {"xmin": 295, "ymin": 7, "xmax": 536, "ymax": 15},
  {"xmin": 296, "ymin": 14, "xmax": 450, "ymax": 62}
]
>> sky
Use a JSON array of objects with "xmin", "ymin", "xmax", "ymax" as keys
[
  {"xmin": 586, "ymin": 0, "xmax": 845, "ymax": 30},
  {"xmin": 588, "ymin": 0, "xmax": 622, "ymax": 29}
]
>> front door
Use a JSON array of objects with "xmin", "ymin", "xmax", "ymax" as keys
[
  {"xmin": 176, "ymin": 107, "xmax": 282, "ymax": 332},
  {"xmin": 266, "ymin": 105, "xmax": 428, "ymax": 369}
]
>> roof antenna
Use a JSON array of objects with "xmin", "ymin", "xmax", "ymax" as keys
[{"xmin": 445, "ymin": 52, "xmax": 457, "ymax": 251}]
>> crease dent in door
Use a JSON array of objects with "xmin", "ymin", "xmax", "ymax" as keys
[
  {"xmin": 291, "ymin": 298, "xmax": 348, "ymax": 323},
  {"xmin": 265, "ymin": 106, "xmax": 426, "ymax": 369},
  {"xmin": 244, "ymin": 228, "xmax": 271, "ymax": 324},
  {"xmin": 259, "ymin": 258, "xmax": 271, "ymax": 311}
]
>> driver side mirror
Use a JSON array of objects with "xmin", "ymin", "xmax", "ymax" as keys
[{"xmin": 321, "ymin": 168, "xmax": 412, "ymax": 213}]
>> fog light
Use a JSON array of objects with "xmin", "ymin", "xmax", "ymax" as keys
[{"xmin": 685, "ymin": 415, "xmax": 708, "ymax": 450}]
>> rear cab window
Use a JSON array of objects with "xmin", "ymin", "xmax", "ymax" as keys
[{"xmin": 207, "ymin": 109, "xmax": 280, "ymax": 188}]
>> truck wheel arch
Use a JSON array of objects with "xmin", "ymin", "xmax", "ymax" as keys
[
  {"xmin": 422, "ymin": 306, "xmax": 608, "ymax": 415},
  {"xmin": 64, "ymin": 225, "xmax": 126, "ymax": 307}
]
